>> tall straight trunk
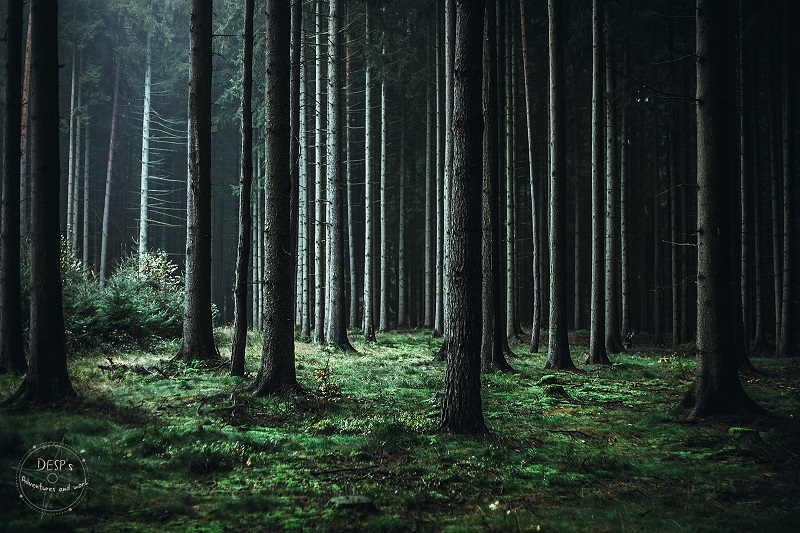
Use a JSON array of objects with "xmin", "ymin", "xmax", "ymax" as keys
[
  {"xmin": 379, "ymin": 80, "xmax": 389, "ymax": 331},
  {"xmin": 424, "ymin": 54, "xmax": 435, "ymax": 328},
  {"xmin": 434, "ymin": 0, "xmax": 445, "ymax": 338},
  {"xmin": 519, "ymin": 0, "xmax": 541, "ymax": 353},
  {"xmin": 72, "ymin": 55, "xmax": 82, "ymax": 254},
  {"xmin": 314, "ymin": 0, "xmax": 326, "ymax": 344},
  {"xmin": 139, "ymin": 33, "xmax": 153, "ymax": 257},
  {"xmin": 777, "ymin": 0, "xmax": 796, "ymax": 357},
  {"xmin": 82, "ymin": 125, "xmax": 90, "ymax": 271},
  {"xmin": 231, "ymin": 0, "xmax": 255, "ymax": 377},
  {"xmin": 7, "ymin": 0, "xmax": 76, "ymax": 403},
  {"xmin": 604, "ymin": 20, "xmax": 622, "ymax": 356},
  {"xmin": 545, "ymin": 0, "xmax": 573, "ymax": 371},
  {"xmin": 300, "ymin": 40, "xmax": 312, "ymax": 338},
  {"xmin": 252, "ymin": 0, "xmax": 298, "ymax": 394},
  {"xmin": 682, "ymin": 0, "xmax": 759, "ymax": 417},
  {"xmin": 176, "ymin": 0, "xmax": 219, "ymax": 362},
  {"xmin": 574, "ymin": 146, "xmax": 582, "ymax": 330},
  {"xmin": 345, "ymin": 29, "xmax": 358, "ymax": 330},
  {"xmin": 19, "ymin": 8, "xmax": 31, "ymax": 239},
  {"xmin": 325, "ymin": 0, "xmax": 352, "ymax": 350},
  {"xmin": 440, "ymin": 0, "xmax": 487, "ymax": 435},
  {"xmin": 289, "ymin": 0, "xmax": 301, "ymax": 335},
  {"xmin": 751, "ymin": 56, "xmax": 767, "ymax": 355},
  {"xmin": 253, "ymin": 150, "xmax": 262, "ymax": 327},
  {"xmin": 67, "ymin": 48, "xmax": 77, "ymax": 248},
  {"xmin": 362, "ymin": 2, "xmax": 376, "ymax": 342},
  {"xmin": 398, "ymin": 120, "xmax": 407, "ymax": 327},
  {"xmin": 99, "ymin": 17, "xmax": 125, "ymax": 289},
  {"xmin": 1, "ymin": 0, "xmax": 26, "ymax": 374},
  {"xmin": 588, "ymin": 0, "xmax": 609, "ymax": 364},
  {"xmin": 504, "ymin": 5, "xmax": 517, "ymax": 341},
  {"xmin": 653, "ymin": 125, "xmax": 663, "ymax": 345},
  {"xmin": 680, "ymin": 96, "xmax": 692, "ymax": 342},
  {"xmin": 481, "ymin": 0, "xmax": 513, "ymax": 373},
  {"xmin": 620, "ymin": 50, "xmax": 630, "ymax": 339},
  {"xmin": 442, "ymin": 0, "xmax": 455, "ymax": 343},
  {"xmin": 767, "ymin": 3, "xmax": 782, "ymax": 346},
  {"xmin": 669, "ymin": 127, "xmax": 681, "ymax": 346},
  {"xmin": 737, "ymin": 0, "xmax": 750, "ymax": 353}
]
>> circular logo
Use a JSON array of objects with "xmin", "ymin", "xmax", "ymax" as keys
[{"xmin": 16, "ymin": 442, "xmax": 88, "ymax": 515}]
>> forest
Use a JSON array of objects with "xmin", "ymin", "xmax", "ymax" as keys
[{"xmin": 1, "ymin": 0, "xmax": 799, "ymax": 530}]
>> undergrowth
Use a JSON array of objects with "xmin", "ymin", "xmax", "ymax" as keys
[{"xmin": 1, "ymin": 329, "xmax": 798, "ymax": 532}]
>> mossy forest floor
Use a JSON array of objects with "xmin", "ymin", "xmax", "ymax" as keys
[{"xmin": 1, "ymin": 329, "xmax": 799, "ymax": 532}]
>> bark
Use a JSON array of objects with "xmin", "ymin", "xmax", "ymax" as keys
[
  {"xmin": 504, "ymin": 4, "xmax": 517, "ymax": 341},
  {"xmin": 290, "ymin": 0, "xmax": 301, "ymax": 335},
  {"xmin": 19, "ymin": 8, "xmax": 31, "ymax": 239},
  {"xmin": 345, "ymin": 28, "xmax": 359, "ymax": 330},
  {"xmin": 6, "ymin": 0, "xmax": 76, "ymax": 403},
  {"xmin": 545, "ymin": 0, "xmax": 574, "ymax": 371},
  {"xmin": 518, "ymin": 0, "xmax": 541, "ymax": 353},
  {"xmin": 82, "ymin": 125, "xmax": 90, "ymax": 271},
  {"xmin": 681, "ymin": 0, "xmax": 761, "ymax": 417},
  {"xmin": 99, "ymin": 17, "xmax": 125, "ymax": 289},
  {"xmin": 362, "ymin": 2, "xmax": 376, "ymax": 342},
  {"xmin": 398, "ymin": 121, "xmax": 407, "ymax": 328},
  {"xmin": 587, "ymin": 0, "xmax": 609, "ymax": 364},
  {"xmin": 251, "ymin": 0, "xmax": 299, "ymax": 395},
  {"xmin": 434, "ymin": 1, "xmax": 445, "ymax": 338},
  {"xmin": 325, "ymin": 0, "xmax": 353, "ymax": 351},
  {"xmin": 379, "ymin": 80, "xmax": 389, "ymax": 332},
  {"xmin": 139, "ymin": 33, "xmax": 153, "ymax": 257},
  {"xmin": 231, "ymin": 0, "xmax": 255, "ymax": 377},
  {"xmin": 175, "ymin": 0, "xmax": 220, "ymax": 362},
  {"xmin": 737, "ymin": 0, "xmax": 750, "ymax": 355},
  {"xmin": 72, "ymin": 55, "xmax": 82, "ymax": 254},
  {"xmin": 767, "ymin": 2, "xmax": 782, "ymax": 347},
  {"xmin": 300, "ymin": 33, "xmax": 311, "ymax": 339},
  {"xmin": 67, "ymin": 48, "xmax": 77, "ymax": 248},
  {"xmin": 441, "ymin": 0, "xmax": 487, "ymax": 434},
  {"xmin": 1, "ymin": 0, "xmax": 26, "ymax": 375},
  {"xmin": 314, "ymin": 0, "xmax": 326, "ymax": 344},
  {"xmin": 620, "ymin": 50, "xmax": 630, "ymax": 340},
  {"xmin": 443, "ymin": 0, "xmax": 455, "ymax": 345},
  {"xmin": 424, "ymin": 52, "xmax": 435, "ymax": 329}
]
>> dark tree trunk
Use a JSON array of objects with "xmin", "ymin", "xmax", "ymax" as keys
[
  {"xmin": 1, "ymin": 0, "xmax": 26, "ymax": 374},
  {"xmin": 231, "ymin": 0, "xmax": 255, "ymax": 377},
  {"xmin": 620, "ymin": 50, "xmax": 630, "ymax": 340},
  {"xmin": 6, "ymin": 0, "xmax": 76, "ymax": 403},
  {"xmin": 176, "ymin": 0, "xmax": 220, "ymax": 362},
  {"xmin": 767, "ymin": 1, "xmax": 782, "ymax": 349},
  {"xmin": 325, "ymin": 0, "xmax": 353, "ymax": 351},
  {"xmin": 544, "ymin": 0, "xmax": 574, "ymax": 371},
  {"xmin": 481, "ymin": 0, "xmax": 513, "ymax": 374},
  {"xmin": 681, "ymin": 0, "xmax": 761, "ymax": 417},
  {"xmin": 251, "ymin": 0, "xmax": 299, "ymax": 395},
  {"xmin": 440, "ymin": 0, "xmax": 487, "ymax": 434},
  {"xmin": 587, "ymin": 0, "xmax": 609, "ymax": 364}
]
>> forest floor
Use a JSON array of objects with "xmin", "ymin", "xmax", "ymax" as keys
[{"xmin": 1, "ymin": 329, "xmax": 799, "ymax": 532}]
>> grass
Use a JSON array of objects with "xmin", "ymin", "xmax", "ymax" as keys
[{"xmin": 1, "ymin": 329, "xmax": 799, "ymax": 532}]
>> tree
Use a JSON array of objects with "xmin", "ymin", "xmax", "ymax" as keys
[
  {"xmin": 231, "ymin": 0, "xmax": 255, "ymax": 377},
  {"xmin": 604, "ymin": 14, "xmax": 623, "ymax": 356},
  {"xmin": 138, "ymin": 32, "xmax": 153, "ymax": 257},
  {"xmin": 325, "ymin": 0, "xmax": 354, "ymax": 351},
  {"xmin": 362, "ymin": 0, "xmax": 376, "ymax": 342},
  {"xmin": 251, "ymin": 0, "xmax": 299, "ymax": 395},
  {"xmin": 1, "ymin": 0, "xmax": 26, "ymax": 375},
  {"xmin": 379, "ymin": 76, "xmax": 389, "ymax": 332},
  {"xmin": 5, "ymin": 0, "xmax": 76, "ymax": 403},
  {"xmin": 314, "ymin": 0, "xmax": 326, "ymax": 345},
  {"xmin": 481, "ymin": 0, "xmax": 513, "ymax": 374},
  {"xmin": 440, "ymin": 0, "xmax": 487, "ymax": 434},
  {"xmin": 680, "ymin": 0, "xmax": 760, "ymax": 417},
  {"xmin": 544, "ymin": 0, "xmax": 574, "ymax": 371},
  {"xmin": 587, "ymin": 0, "xmax": 610, "ymax": 365},
  {"xmin": 175, "ymin": 0, "xmax": 220, "ymax": 362},
  {"xmin": 99, "ymin": 16, "xmax": 125, "ymax": 289}
]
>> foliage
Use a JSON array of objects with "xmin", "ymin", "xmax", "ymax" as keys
[{"xmin": 1, "ymin": 330, "xmax": 799, "ymax": 531}]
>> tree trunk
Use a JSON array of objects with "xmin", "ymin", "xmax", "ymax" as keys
[
  {"xmin": 398, "ymin": 120, "xmax": 407, "ymax": 328},
  {"xmin": 82, "ymin": 124, "xmax": 90, "ymax": 271},
  {"xmin": 424, "ymin": 49, "xmax": 435, "ymax": 329},
  {"xmin": 777, "ymin": 0, "xmax": 796, "ymax": 357},
  {"xmin": 252, "ymin": 0, "xmax": 298, "ymax": 394},
  {"xmin": 67, "ymin": 48, "xmax": 77, "ymax": 248},
  {"xmin": 587, "ymin": 0, "xmax": 609, "ymax": 364},
  {"xmin": 620, "ymin": 50, "xmax": 630, "ymax": 340},
  {"xmin": 19, "ymin": 8, "xmax": 31, "ymax": 240},
  {"xmin": 300, "ymin": 35, "xmax": 311, "ymax": 339},
  {"xmin": 72, "ymin": 54, "xmax": 82, "ymax": 254},
  {"xmin": 175, "ymin": 0, "xmax": 220, "ymax": 362},
  {"xmin": 325, "ymin": 0, "xmax": 353, "ymax": 351},
  {"xmin": 362, "ymin": 2, "xmax": 376, "ymax": 342},
  {"xmin": 379, "ymin": 80, "xmax": 389, "ymax": 332},
  {"xmin": 434, "ymin": 1, "xmax": 445, "ymax": 338},
  {"xmin": 139, "ymin": 33, "xmax": 152, "ymax": 257},
  {"xmin": 345, "ymin": 28, "xmax": 359, "ymax": 330},
  {"xmin": 441, "ymin": 0, "xmax": 487, "ymax": 434},
  {"xmin": 99, "ymin": 17, "xmax": 125, "ymax": 289},
  {"xmin": 545, "ymin": 0, "xmax": 573, "ymax": 371},
  {"xmin": 1, "ymin": 0, "xmax": 26, "ymax": 375},
  {"xmin": 6, "ymin": 0, "xmax": 76, "ymax": 403},
  {"xmin": 504, "ymin": 5, "xmax": 517, "ymax": 341},
  {"xmin": 681, "ymin": 0, "xmax": 760, "ymax": 417},
  {"xmin": 314, "ymin": 0, "xmax": 326, "ymax": 345},
  {"xmin": 767, "ymin": 2, "xmax": 782, "ymax": 348},
  {"xmin": 518, "ymin": 0, "xmax": 541, "ymax": 354},
  {"xmin": 289, "ymin": 0, "xmax": 301, "ymax": 336},
  {"xmin": 231, "ymin": 0, "xmax": 255, "ymax": 377}
]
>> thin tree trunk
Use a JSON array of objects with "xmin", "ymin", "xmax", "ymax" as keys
[
  {"xmin": 518, "ymin": 0, "xmax": 540, "ymax": 353},
  {"xmin": 1, "ymin": 0, "xmax": 26, "ymax": 374},
  {"xmin": 19, "ymin": 7, "xmax": 31, "ymax": 240},
  {"xmin": 620, "ymin": 50, "xmax": 630, "ymax": 340},
  {"xmin": 434, "ymin": 1, "xmax": 445, "ymax": 338},
  {"xmin": 139, "ymin": 33, "xmax": 152, "ymax": 257},
  {"xmin": 67, "ymin": 48, "xmax": 77, "ymax": 248},
  {"xmin": 345, "ymin": 29, "xmax": 359, "ymax": 330},
  {"xmin": 442, "ymin": 0, "xmax": 456, "ymax": 345},
  {"xmin": 82, "ymin": 124, "xmax": 90, "ymax": 271},
  {"xmin": 737, "ymin": 0, "xmax": 750, "ymax": 354},
  {"xmin": 100, "ymin": 17, "xmax": 125, "ymax": 289},
  {"xmin": 424, "ymin": 50, "xmax": 435, "ymax": 329},
  {"xmin": 362, "ymin": 2, "xmax": 376, "ymax": 342},
  {"xmin": 72, "ymin": 54, "xmax": 82, "ymax": 254},
  {"xmin": 588, "ymin": 0, "xmax": 609, "ymax": 364},
  {"xmin": 290, "ymin": 0, "xmax": 301, "ymax": 336},
  {"xmin": 768, "ymin": 2, "xmax": 782, "ymax": 347},
  {"xmin": 379, "ymin": 79, "xmax": 389, "ymax": 332},
  {"xmin": 231, "ymin": 0, "xmax": 255, "ymax": 377},
  {"xmin": 314, "ymin": 0, "xmax": 326, "ymax": 344},
  {"xmin": 398, "ymin": 120, "xmax": 407, "ymax": 328},
  {"xmin": 505, "ymin": 5, "xmax": 517, "ymax": 341}
]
